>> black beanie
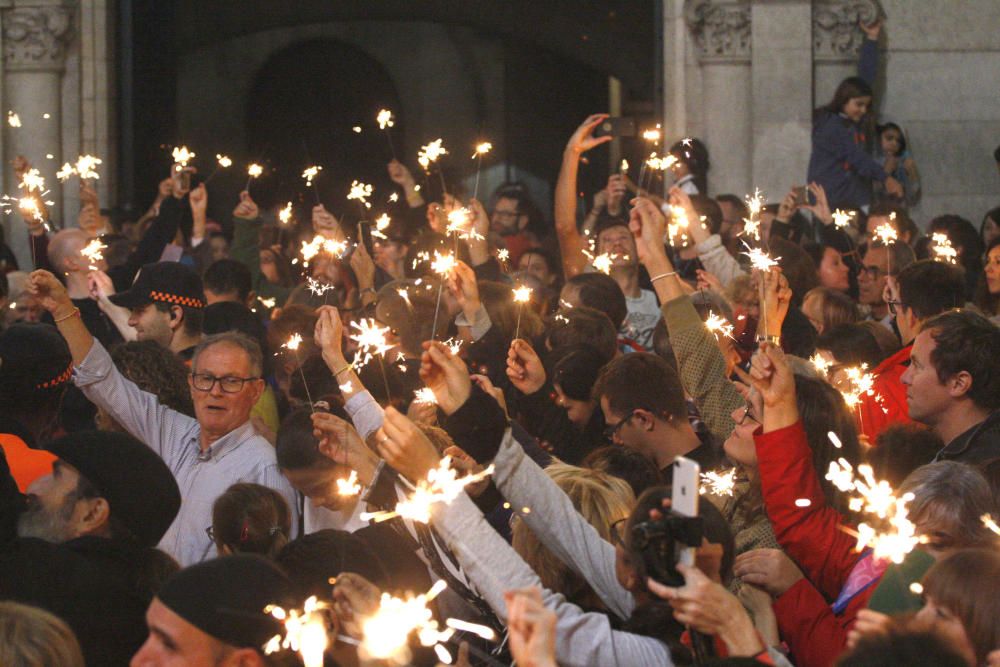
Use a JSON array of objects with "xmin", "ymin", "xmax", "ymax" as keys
[
  {"xmin": 46, "ymin": 431, "xmax": 180, "ymax": 547},
  {"xmin": 158, "ymin": 555, "xmax": 293, "ymax": 649},
  {"xmin": 0, "ymin": 323, "xmax": 72, "ymax": 408},
  {"xmin": 550, "ymin": 345, "xmax": 609, "ymax": 402}
]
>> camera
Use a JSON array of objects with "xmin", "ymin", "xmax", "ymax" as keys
[{"xmin": 630, "ymin": 511, "xmax": 704, "ymax": 587}]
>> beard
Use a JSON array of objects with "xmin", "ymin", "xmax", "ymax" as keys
[{"xmin": 16, "ymin": 495, "xmax": 75, "ymax": 543}]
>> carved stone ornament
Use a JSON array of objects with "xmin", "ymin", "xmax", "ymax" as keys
[
  {"xmin": 685, "ymin": 0, "xmax": 751, "ymax": 63},
  {"xmin": 813, "ymin": 0, "xmax": 881, "ymax": 62},
  {"xmin": 2, "ymin": 6, "xmax": 75, "ymax": 71}
]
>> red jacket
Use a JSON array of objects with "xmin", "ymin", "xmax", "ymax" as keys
[
  {"xmin": 755, "ymin": 422, "xmax": 883, "ymax": 667},
  {"xmin": 857, "ymin": 344, "xmax": 913, "ymax": 443}
]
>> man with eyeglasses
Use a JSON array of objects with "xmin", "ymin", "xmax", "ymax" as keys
[
  {"xmin": 26, "ymin": 269, "xmax": 298, "ymax": 566},
  {"xmin": 855, "ymin": 259, "xmax": 966, "ymax": 441},
  {"xmin": 856, "ymin": 238, "xmax": 914, "ymax": 328}
]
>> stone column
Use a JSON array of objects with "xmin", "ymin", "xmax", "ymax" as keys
[
  {"xmin": 2, "ymin": 2, "xmax": 74, "ymax": 268},
  {"xmin": 685, "ymin": 0, "xmax": 752, "ymax": 196},
  {"xmin": 749, "ymin": 0, "xmax": 812, "ymax": 203}
]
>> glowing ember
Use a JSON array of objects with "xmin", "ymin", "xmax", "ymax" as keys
[
  {"xmin": 361, "ymin": 456, "xmax": 495, "ymax": 525},
  {"xmin": 80, "ymin": 238, "xmax": 106, "ymax": 269},
  {"xmin": 430, "ymin": 251, "xmax": 456, "ymax": 277},
  {"xmin": 389, "ymin": 192, "xmax": 399, "ymax": 203},
  {"xmin": 302, "ymin": 165, "xmax": 323, "ymax": 187},
  {"xmin": 512, "ymin": 285, "xmax": 533, "ymax": 303},
  {"xmin": 472, "ymin": 142, "xmax": 493, "ymax": 158},
  {"xmin": 337, "ymin": 470, "xmax": 362, "ymax": 496},
  {"xmin": 828, "ymin": 431, "xmax": 843, "ymax": 449},
  {"xmin": 982, "ymin": 514, "xmax": 1000, "ymax": 536},
  {"xmin": 832, "ymin": 209, "xmax": 855, "ymax": 229},
  {"xmin": 839, "ymin": 364, "xmax": 876, "ymax": 409},
  {"xmin": 171, "ymin": 146, "xmax": 195, "ymax": 167},
  {"xmin": 704, "ymin": 311, "xmax": 735, "ymax": 340},
  {"xmin": 642, "ymin": 128, "xmax": 661, "ymax": 142},
  {"xmin": 306, "ymin": 276, "xmax": 336, "ymax": 296},
  {"xmin": 279, "ymin": 202, "xmax": 293, "ymax": 225},
  {"xmin": 353, "ymin": 126, "xmax": 362, "ymax": 133},
  {"xmin": 930, "ymin": 233, "xmax": 957, "ymax": 264},
  {"xmin": 18, "ymin": 168, "xmax": 46, "ymax": 193},
  {"xmin": 7, "ymin": 111, "xmax": 21, "ymax": 127},
  {"xmin": 257, "ymin": 296, "xmax": 276, "ymax": 309},
  {"xmin": 413, "ymin": 388, "xmax": 438, "ymax": 405},
  {"xmin": 496, "ymin": 248, "xmax": 509, "ymax": 263},
  {"xmin": 699, "ymin": 469, "xmax": 737, "ymax": 497},
  {"xmin": 445, "ymin": 207, "xmax": 483, "ymax": 241},
  {"xmin": 348, "ymin": 180, "xmax": 373, "ymax": 206},
  {"xmin": 810, "ymin": 353, "xmax": 833, "ymax": 376},
  {"xmin": 645, "ymin": 153, "xmax": 677, "ymax": 171},
  {"xmin": 247, "ymin": 163, "xmax": 264, "ymax": 178},
  {"xmin": 873, "ymin": 222, "xmax": 898, "ymax": 246},
  {"xmin": 909, "ymin": 582, "xmax": 923, "ymax": 595},
  {"xmin": 283, "ymin": 333, "xmax": 303, "ymax": 351},
  {"xmin": 263, "ymin": 596, "xmax": 329, "ymax": 667},
  {"xmin": 396, "ymin": 288, "xmax": 412, "ymax": 308},
  {"xmin": 444, "ymin": 618, "xmax": 497, "ymax": 641},
  {"xmin": 339, "ymin": 380, "xmax": 353, "ymax": 393},
  {"xmin": 742, "ymin": 244, "xmax": 780, "ymax": 272},
  {"xmin": 56, "ymin": 163, "xmax": 76, "ymax": 182},
  {"xmin": 417, "ymin": 139, "xmax": 448, "ymax": 170},
  {"xmin": 349, "ymin": 318, "xmax": 393, "ymax": 370},
  {"xmin": 216, "ymin": 154, "xmax": 232, "ymax": 168},
  {"xmin": 377, "ymin": 109, "xmax": 395, "ymax": 130},
  {"xmin": 668, "ymin": 204, "xmax": 690, "ymax": 246},
  {"xmin": 620, "ymin": 159, "xmax": 629, "ymax": 173},
  {"xmin": 376, "ymin": 213, "xmax": 391, "ymax": 231}
]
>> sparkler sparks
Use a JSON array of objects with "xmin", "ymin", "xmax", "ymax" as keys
[
  {"xmin": 472, "ymin": 142, "xmax": 493, "ymax": 158},
  {"xmin": 56, "ymin": 163, "xmax": 75, "ymax": 182},
  {"xmin": 982, "ymin": 514, "xmax": 1000, "ymax": 536},
  {"xmin": 832, "ymin": 209, "xmax": 855, "ymax": 229},
  {"xmin": 171, "ymin": 146, "xmax": 195, "ymax": 167},
  {"xmin": 443, "ymin": 337, "xmax": 463, "ymax": 356},
  {"xmin": 668, "ymin": 204, "xmax": 691, "ymax": 246},
  {"xmin": 699, "ymin": 469, "xmax": 737, "ymax": 497},
  {"xmin": 279, "ymin": 202, "xmax": 293, "ymax": 225},
  {"xmin": 347, "ymin": 180, "xmax": 373, "ymax": 206},
  {"xmin": 742, "ymin": 245, "xmax": 781, "ymax": 272},
  {"xmin": 512, "ymin": 285, "xmax": 533, "ymax": 303},
  {"xmin": 811, "ymin": 353, "xmax": 833, "ymax": 376},
  {"xmin": 80, "ymin": 238, "xmax": 106, "ymax": 270},
  {"xmin": 620, "ymin": 159, "xmax": 629, "ymax": 173},
  {"xmin": 389, "ymin": 192, "xmax": 399, "ymax": 203},
  {"xmin": 306, "ymin": 276, "xmax": 336, "ymax": 296},
  {"xmin": 377, "ymin": 109, "xmax": 395, "ymax": 130},
  {"xmin": 417, "ymin": 139, "xmax": 448, "ymax": 170},
  {"xmin": 358, "ymin": 580, "xmax": 449, "ymax": 662},
  {"xmin": 413, "ymin": 388, "xmax": 438, "ymax": 405},
  {"xmin": 873, "ymin": 222, "xmax": 898, "ymax": 246},
  {"xmin": 18, "ymin": 168, "xmax": 45, "ymax": 193},
  {"xmin": 283, "ymin": 333, "xmax": 303, "ymax": 351},
  {"xmin": 839, "ymin": 364, "xmax": 876, "ymax": 410},
  {"xmin": 58, "ymin": 155, "xmax": 103, "ymax": 182},
  {"xmin": 257, "ymin": 296, "xmax": 276, "ymax": 309},
  {"xmin": 247, "ymin": 163, "xmax": 264, "ymax": 179},
  {"xmin": 930, "ymin": 233, "xmax": 958, "ymax": 264},
  {"xmin": 642, "ymin": 128, "xmax": 661, "ymax": 142},
  {"xmin": 445, "ymin": 207, "xmax": 483, "ymax": 241},
  {"xmin": 741, "ymin": 189, "xmax": 765, "ymax": 241},
  {"xmin": 302, "ymin": 165, "xmax": 323, "ymax": 187},
  {"xmin": 337, "ymin": 470, "xmax": 362, "ymax": 496},
  {"xmin": 263, "ymin": 596, "xmax": 329, "ymax": 667},
  {"xmin": 361, "ymin": 457, "xmax": 496, "ymax": 525},
  {"xmin": 7, "ymin": 111, "xmax": 21, "ymax": 127},
  {"xmin": 496, "ymin": 248, "xmax": 509, "ymax": 263},
  {"xmin": 349, "ymin": 319, "xmax": 393, "ymax": 370},
  {"xmin": 216, "ymin": 154, "xmax": 232, "ymax": 168},
  {"xmin": 704, "ymin": 311, "xmax": 735, "ymax": 340},
  {"xmin": 430, "ymin": 251, "xmax": 457, "ymax": 277},
  {"xmin": 376, "ymin": 213, "xmax": 391, "ymax": 231},
  {"xmin": 645, "ymin": 153, "xmax": 677, "ymax": 171}
]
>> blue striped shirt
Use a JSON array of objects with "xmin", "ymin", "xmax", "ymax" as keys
[{"xmin": 73, "ymin": 341, "xmax": 299, "ymax": 566}]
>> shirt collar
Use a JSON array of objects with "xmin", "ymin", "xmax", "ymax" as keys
[{"xmin": 196, "ymin": 420, "xmax": 257, "ymax": 463}]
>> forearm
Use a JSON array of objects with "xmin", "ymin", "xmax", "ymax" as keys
[
  {"xmin": 52, "ymin": 302, "xmax": 96, "ymax": 366},
  {"xmin": 697, "ymin": 236, "xmax": 747, "ymax": 286},
  {"xmin": 718, "ymin": 612, "xmax": 766, "ymax": 658},
  {"xmin": 555, "ymin": 152, "xmax": 588, "ymax": 278},
  {"xmin": 96, "ymin": 298, "xmax": 137, "ymax": 341},
  {"xmin": 644, "ymin": 252, "xmax": 685, "ymax": 304}
]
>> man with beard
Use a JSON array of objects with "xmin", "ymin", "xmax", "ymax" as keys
[{"xmin": 0, "ymin": 430, "xmax": 181, "ymax": 666}]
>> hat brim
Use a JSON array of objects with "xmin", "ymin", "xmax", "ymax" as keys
[{"xmin": 108, "ymin": 289, "xmax": 151, "ymax": 309}]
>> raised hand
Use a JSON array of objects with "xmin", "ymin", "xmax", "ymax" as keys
[
  {"xmin": 447, "ymin": 260, "xmax": 481, "ymax": 320},
  {"xmin": 87, "ymin": 269, "xmax": 115, "ymax": 302},
  {"xmin": 628, "ymin": 196, "xmax": 669, "ymax": 266},
  {"xmin": 232, "ymin": 190, "xmax": 259, "ymax": 220},
  {"xmin": 79, "ymin": 181, "xmax": 100, "ymax": 211},
  {"xmin": 846, "ymin": 609, "xmax": 892, "ymax": 649},
  {"xmin": 27, "ymin": 270, "xmax": 73, "ymax": 315},
  {"xmin": 471, "ymin": 373, "xmax": 508, "ymax": 416},
  {"xmin": 419, "ymin": 341, "xmax": 472, "ymax": 415},
  {"xmin": 732, "ymin": 548, "xmax": 805, "ymax": 597},
  {"xmin": 804, "ymin": 182, "xmax": 832, "ymax": 225},
  {"xmin": 333, "ymin": 572, "xmax": 382, "ymax": 640},
  {"xmin": 565, "ymin": 114, "xmax": 613, "ymax": 157},
  {"xmin": 860, "ymin": 17, "xmax": 882, "ymax": 41},
  {"xmin": 314, "ymin": 306, "xmax": 345, "ymax": 364},
  {"xmin": 504, "ymin": 587, "xmax": 558, "ymax": 667},
  {"xmin": 312, "ymin": 204, "xmax": 342, "ymax": 237},
  {"xmin": 506, "ymin": 339, "xmax": 546, "ymax": 396},
  {"xmin": 883, "ymin": 176, "xmax": 904, "ymax": 198},
  {"xmin": 387, "ymin": 159, "xmax": 416, "ymax": 189},
  {"xmin": 349, "ymin": 239, "xmax": 376, "ymax": 291},
  {"xmin": 170, "ymin": 166, "xmax": 195, "ymax": 199},
  {"xmin": 374, "ymin": 406, "xmax": 442, "ymax": 483},
  {"xmin": 189, "ymin": 183, "xmax": 208, "ymax": 219},
  {"xmin": 606, "ymin": 174, "xmax": 627, "ymax": 215},
  {"xmin": 761, "ymin": 268, "xmax": 792, "ymax": 337},
  {"xmin": 311, "ymin": 411, "xmax": 375, "ymax": 474}
]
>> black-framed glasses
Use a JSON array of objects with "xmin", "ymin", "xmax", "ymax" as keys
[
  {"xmin": 205, "ymin": 525, "xmax": 215, "ymax": 541},
  {"xmin": 737, "ymin": 402, "xmax": 758, "ymax": 426},
  {"xmin": 190, "ymin": 373, "xmax": 260, "ymax": 393},
  {"xmin": 603, "ymin": 410, "xmax": 640, "ymax": 441},
  {"xmin": 887, "ymin": 300, "xmax": 906, "ymax": 316}
]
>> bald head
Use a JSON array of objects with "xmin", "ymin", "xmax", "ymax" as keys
[{"xmin": 48, "ymin": 229, "xmax": 92, "ymax": 275}]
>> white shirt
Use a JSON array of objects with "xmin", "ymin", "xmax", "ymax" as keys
[{"xmin": 622, "ymin": 289, "xmax": 661, "ymax": 349}]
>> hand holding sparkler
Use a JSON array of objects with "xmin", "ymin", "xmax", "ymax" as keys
[
  {"xmin": 504, "ymin": 587, "xmax": 558, "ymax": 667},
  {"xmin": 732, "ymin": 549, "xmax": 806, "ymax": 597},
  {"xmin": 170, "ymin": 165, "xmax": 195, "ymax": 199},
  {"xmin": 668, "ymin": 186, "xmax": 709, "ymax": 245},
  {"xmin": 506, "ymin": 339, "xmax": 546, "ymax": 396},
  {"xmin": 470, "ymin": 374, "xmax": 509, "ymax": 417},
  {"xmin": 419, "ymin": 341, "xmax": 472, "ymax": 415},
  {"xmin": 332, "ymin": 572, "xmax": 382, "ymax": 640},
  {"xmin": 564, "ymin": 114, "xmax": 612, "ymax": 157},
  {"xmin": 310, "ymin": 412, "xmax": 379, "ymax": 480},
  {"xmin": 760, "ymin": 268, "xmax": 791, "ymax": 338},
  {"xmin": 846, "ymin": 609, "xmax": 893, "ymax": 650},
  {"xmin": 349, "ymin": 240, "xmax": 376, "ymax": 295},
  {"xmin": 628, "ymin": 197, "xmax": 669, "ymax": 267},
  {"xmin": 27, "ymin": 270, "xmax": 74, "ymax": 318},
  {"xmin": 748, "ymin": 342, "xmax": 798, "ymax": 431},
  {"xmin": 314, "ymin": 305, "xmax": 346, "ymax": 364},
  {"xmin": 232, "ymin": 190, "xmax": 259, "ymax": 221},
  {"xmin": 374, "ymin": 407, "xmax": 443, "ymax": 483},
  {"xmin": 189, "ymin": 184, "xmax": 208, "ymax": 238},
  {"xmin": 446, "ymin": 260, "xmax": 482, "ymax": 322},
  {"xmin": 387, "ymin": 160, "xmax": 423, "ymax": 207},
  {"xmin": 311, "ymin": 204, "xmax": 343, "ymax": 238}
]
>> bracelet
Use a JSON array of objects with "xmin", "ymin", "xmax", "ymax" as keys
[
  {"xmin": 54, "ymin": 307, "xmax": 81, "ymax": 324},
  {"xmin": 333, "ymin": 363, "xmax": 353, "ymax": 377},
  {"xmin": 650, "ymin": 271, "xmax": 677, "ymax": 284},
  {"xmin": 756, "ymin": 334, "xmax": 781, "ymax": 346},
  {"xmin": 360, "ymin": 287, "xmax": 376, "ymax": 295}
]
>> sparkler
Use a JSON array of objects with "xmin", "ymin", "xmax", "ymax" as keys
[
  {"xmin": 418, "ymin": 139, "xmax": 449, "ymax": 196},
  {"xmin": 443, "ymin": 337, "xmax": 463, "ymax": 357},
  {"xmin": 388, "ymin": 192, "xmax": 399, "ymax": 203},
  {"xmin": 930, "ymin": 233, "xmax": 958, "ymax": 265},
  {"xmin": 704, "ymin": 311, "xmax": 735, "ymax": 341},
  {"xmin": 620, "ymin": 159, "xmax": 629, "ymax": 174},
  {"xmin": 279, "ymin": 202, "xmax": 293, "ymax": 225},
  {"xmin": 361, "ymin": 456, "xmax": 496, "ymax": 524},
  {"xmin": 347, "ymin": 180, "xmax": 374, "ymax": 213},
  {"xmin": 306, "ymin": 276, "xmax": 336, "ymax": 297},
  {"xmin": 349, "ymin": 318, "xmax": 393, "ymax": 399},
  {"xmin": 471, "ymin": 141, "xmax": 492, "ymax": 200},
  {"xmin": 982, "ymin": 514, "xmax": 1000, "ymax": 536},
  {"xmin": 171, "ymin": 146, "xmax": 195, "ymax": 172},
  {"xmin": 513, "ymin": 285, "xmax": 533, "ymax": 341},
  {"xmin": 337, "ymin": 470, "xmax": 362, "ymax": 496},
  {"xmin": 377, "ymin": 109, "xmax": 396, "ymax": 158},
  {"xmin": 203, "ymin": 154, "xmax": 232, "ymax": 184},
  {"xmin": 429, "ymin": 251, "xmax": 457, "ymax": 341},
  {"xmin": 838, "ymin": 364, "xmax": 877, "ymax": 433},
  {"xmin": 7, "ymin": 111, "xmax": 21, "ymax": 127},
  {"xmin": 245, "ymin": 162, "xmax": 264, "ymax": 191},
  {"xmin": 742, "ymin": 242, "xmax": 780, "ymax": 343},
  {"xmin": 832, "ymin": 208, "xmax": 855, "ymax": 230},
  {"xmin": 496, "ymin": 248, "xmax": 510, "ymax": 270},
  {"xmin": 56, "ymin": 163, "xmax": 75, "ymax": 181},
  {"xmin": 742, "ymin": 189, "xmax": 765, "ymax": 242},
  {"xmin": 263, "ymin": 596, "xmax": 329, "ymax": 667},
  {"xmin": 18, "ymin": 168, "xmax": 46, "ymax": 193},
  {"xmin": 642, "ymin": 128, "xmax": 661, "ymax": 143},
  {"xmin": 811, "ymin": 353, "xmax": 833, "ymax": 376},
  {"xmin": 80, "ymin": 238, "xmax": 106, "ymax": 271},
  {"xmin": 668, "ymin": 204, "xmax": 691, "ymax": 247},
  {"xmin": 413, "ymin": 388, "xmax": 438, "ymax": 405},
  {"xmin": 699, "ymin": 468, "xmax": 737, "ymax": 497},
  {"xmin": 873, "ymin": 220, "xmax": 899, "ymax": 276},
  {"xmin": 825, "ymin": 456, "xmax": 920, "ymax": 564},
  {"xmin": 283, "ymin": 334, "xmax": 316, "ymax": 411},
  {"xmin": 396, "ymin": 287, "xmax": 412, "ymax": 309},
  {"xmin": 58, "ymin": 155, "xmax": 103, "ymax": 182}
]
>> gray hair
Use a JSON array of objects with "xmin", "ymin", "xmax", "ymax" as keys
[
  {"xmin": 901, "ymin": 461, "xmax": 997, "ymax": 549},
  {"xmin": 869, "ymin": 238, "xmax": 917, "ymax": 277},
  {"xmin": 191, "ymin": 332, "xmax": 263, "ymax": 377}
]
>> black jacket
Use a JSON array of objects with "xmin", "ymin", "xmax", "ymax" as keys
[{"xmin": 936, "ymin": 410, "xmax": 1000, "ymax": 499}]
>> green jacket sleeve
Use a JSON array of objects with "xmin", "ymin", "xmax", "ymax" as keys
[{"xmin": 231, "ymin": 216, "xmax": 294, "ymax": 305}]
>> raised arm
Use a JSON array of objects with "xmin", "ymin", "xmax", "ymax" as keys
[{"xmin": 555, "ymin": 115, "xmax": 612, "ymax": 279}]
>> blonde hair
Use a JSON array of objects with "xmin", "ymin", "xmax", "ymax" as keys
[
  {"xmin": 0, "ymin": 602, "xmax": 85, "ymax": 667},
  {"xmin": 512, "ymin": 463, "xmax": 635, "ymax": 604}
]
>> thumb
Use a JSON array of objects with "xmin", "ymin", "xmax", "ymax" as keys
[{"xmin": 239, "ymin": 191, "xmax": 249, "ymax": 201}]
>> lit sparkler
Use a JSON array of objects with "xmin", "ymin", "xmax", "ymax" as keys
[
  {"xmin": 337, "ymin": 470, "xmax": 362, "ymax": 496},
  {"xmin": 873, "ymin": 222, "xmax": 898, "ymax": 246},
  {"xmin": 18, "ymin": 168, "xmax": 45, "ymax": 193},
  {"xmin": 247, "ymin": 163, "xmax": 263, "ymax": 178},
  {"xmin": 171, "ymin": 146, "xmax": 195, "ymax": 168},
  {"xmin": 56, "ymin": 163, "xmax": 75, "ymax": 182},
  {"xmin": 257, "ymin": 296, "xmax": 276, "ymax": 309},
  {"xmin": 413, "ymin": 388, "xmax": 438, "ymax": 405},
  {"xmin": 982, "ymin": 514, "xmax": 1000, "ymax": 536},
  {"xmin": 7, "ymin": 111, "xmax": 21, "ymax": 127},
  {"xmin": 429, "ymin": 252, "xmax": 457, "ymax": 341},
  {"xmin": 742, "ymin": 245, "xmax": 780, "ymax": 272},
  {"xmin": 348, "ymin": 180, "xmax": 373, "ymax": 208},
  {"xmin": 389, "ymin": 192, "xmax": 399, "ymax": 203},
  {"xmin": 472, "ymin": 142, "xmax": 492, "ymax": 159},
  {"xmin": 742, "ymin": 189, "xmax": 765, "ymax": 242},
  {"xmin": 699, "ymin": 468, "xmax": 737, "ymax": 497},
  {"xmin": 279, "ymin": 202, "xmax": 293, "ymax": 225},
  {"xmin": 216, "ymin": 154, "xmax": 232, "ymax": 168},
  {"xmin": 832, "ymin": 209, "xmax": 855, "ymax": 229},
  {"xmin": 930, "ymin": 233, "xmax": 957, "ymax": 265},
  {"xmin": 513, "ymin": 285, "xmax": 533, "ymax": 341},
  {"xmin": 810, "ymin": 353, "xmax": 833, "ymax": 376},
  {"xmin": 80, "ymin": 238, "xmax": 106, "ymax": 270},
  {"xmin": 302, "ymin": 165, "xmax": 323, "ymax": 187},
  {"xmin": 443, "ymin": 337, "xmax": 463, "ymax": 356},
  {"xmin": 668, "ymin": 204, "xmax": 690, "ymax": 247},
  {"xmin": 361, "ymin": 456, "xmax": 496, "ymax": 524},
  {"xmin": 704, "ymin": 311, "xmax": 735, "ymax": 341},
  {"xmin": 417, "ymin": 138, "xmax": 448, "ymax": 173},
  {"xmin": 642, "ymin": 128, "xmax": 661, "ymax": 143},
  {"xmin": 284, "ymin": 333, "xmax": 316, "ymax": 412},
  {"xmin": 620, "ymin": 159, "xmax": 629, "ymax": 174},
  {"xmin": 306, "ymin": 276, "xmax": 336, "ymax": 297},
  {"xmin": 377, "ymin": 109, "xmax": 394, "ymax": 130},
  {"xmin": 263, "ymin": 596, "xmax": 329, "ymax": 667}
]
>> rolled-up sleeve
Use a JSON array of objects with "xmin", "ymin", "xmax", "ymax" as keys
[{"xmin": 344, "ymin": 391, "xmax": 384, "ymax": 440}]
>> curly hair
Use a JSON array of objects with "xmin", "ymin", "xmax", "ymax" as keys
[{"xmin": 110, "ymin": 340, "xmax": 194, "ymax": 417}]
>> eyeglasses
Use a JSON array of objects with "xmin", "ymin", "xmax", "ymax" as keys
[
  {"xmin": 738, "ymin": 402, "xmax": 759, "ymax": 426},
  {"xmin": 860, "ymin": 264, "xmax": 885, "ymax": 279},
  {"xmin": 609, "ymin": 518, "xmax": 628, "ymax": 547},
  {"xmin": 205, "ymin": 525, "xmax": 215, "ymax": 541},
  {"xmin": 887, "ymin": 300, "xmax": 907, "ymax": 316},
  {"xmin": 190, "ymin": 373, "xmax": 260, "ymax": 393},
  {"xmin": 603, "ymin": 410, "xmax": 640, "ymax": 441}
]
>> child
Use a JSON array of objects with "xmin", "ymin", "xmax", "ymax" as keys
[{"xmin": 874, "ymin": 122, "xmax": 921, "ymax": 207}]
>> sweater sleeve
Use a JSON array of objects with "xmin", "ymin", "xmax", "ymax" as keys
[
  {"xmin": 857, "ymin": 38, "xmax": 878, "ymax": 86},
  {"xmin": 109, "ymin": 197, "xmax": 182, "ymax": 291},
  {"xmin": 818, "ymin": 120, "xmax": 887, "ymax": 183},
  {"xmin": 662, "ymin": 295, "xmax": 743, "ymax": 443},
  {"xmin": 754, "ymin": 422, "xmax": 861, "ymax": 600},
  {"xmin": 695, "ymin": 235, "xmax": 746, "ymax": 286},
  {"xmin": 772, "ymin": 578, "xmax": 869, "ymax": 667},
  {"xmin": 491, "ymin": 429, "xmax": 635, "ymax": 620},
  {"xmin": 431, "ymin": 492, "xmax": 674, "ymax": 667}
]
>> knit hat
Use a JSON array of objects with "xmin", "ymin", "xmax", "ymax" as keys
[
  {"xmin": 0, "ymin": 323, "xmax": 73, "ymax": 404},
  {"xmin": 157, "ymin": 555, "xmax": 293, "ymax": 649},
  {"xmin": 46, "ymin": 431, "xmax": 180, "ymax": 547},
  {"xmin": 109, "ymin": 261, "xmax": 205, "ymax": 310}
]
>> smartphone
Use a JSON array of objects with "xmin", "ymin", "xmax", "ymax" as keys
[
  {"xmin": 594, "ymin": 117, "xmax": 637, "ymax": 138},
  {"xmin": 671, "ymin": 456, "xmax": 700, "ymax": 567},
  {"xmin": 792, "ymin": 186, "xmax": 808, "ymax": 207}
]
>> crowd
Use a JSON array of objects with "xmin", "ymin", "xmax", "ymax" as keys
[{"xmin": 1, "ymin": 15, "xmax": 1000, "ymax": 667}]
